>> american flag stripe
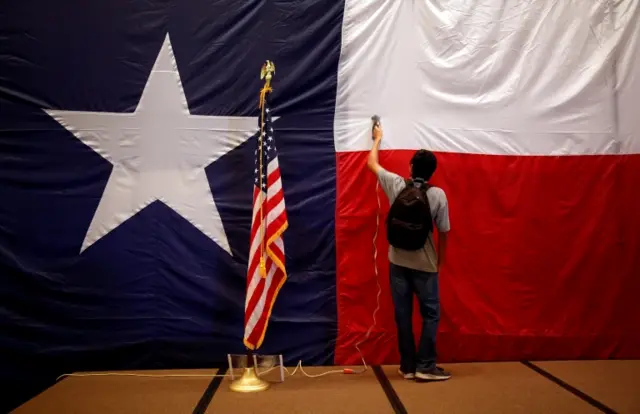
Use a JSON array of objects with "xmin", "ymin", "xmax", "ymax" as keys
[
  {"xmin": 248, "ymin": 203, "xmax": 284, "ymax": 259},
  {"xmin": 247, "ymin": 194, "xmax": 285, "ymax": 277},
  {"xmin": 246, "ymin": 224, "xmax": 286, "ymax": 317},
  {"xmin": 247, "ymin": 182, "xmax": 284, "ymax": 265},
  {"xmin": 245, "ymin": 257, "xmax": 287, "ymax": 346},
  {"xmin": 247, "ymin": 163, "xmax": 283, "ymax": 246},
  {"xmin": 244, "ymin": 91, "xmax": 288, "ymax": 350},
  {"xmin": 246, "ymin": 237, "xmax": 285, "ymax": 314},
  {"xmin": 246, "ymin": 237, "xmax": 284, "ymax": 295},
  {"xmin": 245, "ymin": 266, "xmax": 277, "ymax": 329},
  {"xmin": 249, "ymin": 190, "xmax": 284, "ymax": 240},
  {"xmin": 245, "ymin": 220, "xmax": 287, "ymax": 323},
  {"xmin": 245, "ymin": 266, "xmax": 286, "ymax": 344}
]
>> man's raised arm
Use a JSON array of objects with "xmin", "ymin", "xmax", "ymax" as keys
[{"xmin": 367, "ymin": 124, "xmax": 383, "ymax": 174}]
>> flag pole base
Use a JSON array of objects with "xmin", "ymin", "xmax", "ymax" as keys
[{"xmin": 229, "ymin": 367, "xmax": 270, "ymax": 393}]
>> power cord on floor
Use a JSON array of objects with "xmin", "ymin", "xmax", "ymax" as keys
[
  {"xmin": 56, "ymin": 372, "xmax": 228, "ymax": 381},
  {"xmin": 56, "ymin": 183, "xmax": 384, "ymax": 382},
  {"xmin": 56, "ymin": 365, "xmax": 282, "ymax": 381}
]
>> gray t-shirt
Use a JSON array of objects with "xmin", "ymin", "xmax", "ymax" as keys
[{"xmin": 377, "ymin": 168, "xmax": 450, "ymax": 273}]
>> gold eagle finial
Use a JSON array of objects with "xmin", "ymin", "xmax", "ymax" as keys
[{"xmin": 260, "ymin": 60, "xmax": 275, "ymax": 88}]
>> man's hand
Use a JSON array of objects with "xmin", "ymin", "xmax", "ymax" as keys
[{"xmin": 372, "ymin": 124, "xmax": 382, "ymax": 141}]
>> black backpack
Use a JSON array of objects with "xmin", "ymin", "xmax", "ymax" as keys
[{"xmin": 386, "ymin": 179, "xmax": 433, "ymax": 250}]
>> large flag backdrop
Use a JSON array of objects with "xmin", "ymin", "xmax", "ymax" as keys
[
  {"xmin": 334, "ymin": 0, "xmax": 640, "ymax": 364},
  {"xmin": 1, "ymin": 0, "xmax": 639, "ymax": 405}
]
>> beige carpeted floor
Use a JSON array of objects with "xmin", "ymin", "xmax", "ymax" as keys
[
  {"xmin": 209, "ymin": 366, "xmax": 389, "ymax": 413},
  {"xmin": 383, "ymin": 363, "xmax": 601, "ymax": 414},
  {"xmin": 12, "ymin": 369, "xmax": 215, "ymax": 414},
  {"xmin": 12, "ymin": 361, "xmax": 640, "ymax": 413},
  {"xmin": 535, "ymin": 360, "xmax": 639, "ymax": 414}
]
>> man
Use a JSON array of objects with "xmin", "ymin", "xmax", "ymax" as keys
[{"xmin": 367, "ymin": 123, "xmax": 451, "ymax": 381}]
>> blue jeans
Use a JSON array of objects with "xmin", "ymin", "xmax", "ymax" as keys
[{"xmin": 389, "ymin": 263, "xmax": 440, "ymax": 373}]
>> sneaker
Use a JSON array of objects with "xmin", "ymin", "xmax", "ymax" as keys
[
  {"xmin": 415, "ymin": 367, "xmax": 451, "ymax": 381},
  {"xmin": 398, "ymin": 368, "xmax": 415, "ymax": 380}
]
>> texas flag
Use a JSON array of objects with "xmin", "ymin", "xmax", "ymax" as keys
[
  {"xmin": 1, "ymin": 3, "xmax": 639, "ymax": 404},
  {"xmin": 334, "ymin": 1, "xmax": 640, "ymax": 364}
]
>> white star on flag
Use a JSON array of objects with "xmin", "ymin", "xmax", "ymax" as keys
[{"xmin": 45, "ymin": 34, "xmax": 264, "ymax": 255}]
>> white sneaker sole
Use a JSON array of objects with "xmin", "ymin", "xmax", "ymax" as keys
[
  {"xmin": 415, "ymin": 373, "xmax": 451, "ymax": 381},
  {"xmin": 398, "ymin": 370, "xmax": 415, "ymax": 380}
]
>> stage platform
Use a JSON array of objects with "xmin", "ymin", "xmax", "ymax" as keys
[{"xmin": 12, "ymin": 361, "xmax": 639, "ymax": 413}]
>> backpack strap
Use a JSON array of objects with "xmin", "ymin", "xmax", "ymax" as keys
[{"xmin": 405, "ymin": 178, "xmax": 431, "ymax": 193}]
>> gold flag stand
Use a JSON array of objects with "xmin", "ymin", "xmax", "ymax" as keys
[
  {"xmin": 230, "ymin": 60, "xmax": 276, "ymax": 394},
  {"xmin": 229, "ymin": 351, "xmax": 270, "ymax": 393}
]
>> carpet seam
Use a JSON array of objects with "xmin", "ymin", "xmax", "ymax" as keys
[
  {"xmin": 193, "ymin": 366, "xmax": 227, "ymax": 414},
  {"xmin": 372, "ymin": 366, "xmax": 408, "ymax": 414},
  {"xmin": 521, "ymin": 361, "xmax": 618, "ymax": 414}
]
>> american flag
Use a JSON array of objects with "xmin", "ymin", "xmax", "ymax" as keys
[{"xmin": 243, "ymin": 92, "xmax": 288, "ymax": 350}]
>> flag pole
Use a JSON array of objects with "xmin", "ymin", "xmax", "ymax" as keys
[{"xmin": 229, "ymin": 60, "xmax": 276, "ymax": 393}]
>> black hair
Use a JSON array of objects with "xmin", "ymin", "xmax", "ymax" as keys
[{"xmin": 410, "ymin": 149, "xmax": 437, "ymax": 181}]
